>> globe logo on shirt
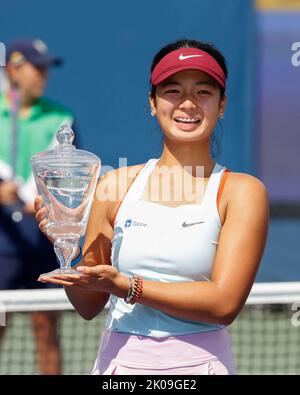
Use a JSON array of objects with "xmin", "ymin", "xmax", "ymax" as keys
[
  {"xmin": 124, "ymin": 218, "xmax": 148, "ymax": 228},
  {"xmin": 124, "ymin": 219, "xmax": 133, "ymax": 228}
]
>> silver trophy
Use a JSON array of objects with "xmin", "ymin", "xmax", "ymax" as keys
[{"xmin": 31, "ymin": 124, "xmax": 101, "ymax": 277}]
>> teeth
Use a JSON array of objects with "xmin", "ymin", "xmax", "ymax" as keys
[{"xmin": 175, "ymin": 117, "xmax": 200, "ymax": 123}]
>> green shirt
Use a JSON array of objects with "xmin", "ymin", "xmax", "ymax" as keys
[{"xmin": 0, "ymin": 93, "xmax": 74, "ymax": 183}]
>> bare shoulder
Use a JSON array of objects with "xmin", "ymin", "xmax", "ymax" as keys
[
  {"xmin": 96, "ymin": 163, "xmax": 145, "ymax": 201},
  {"xmin": 227, "ymin": 172, "xmax": 267, "ymax": 192},
  {"xmin": 86, "ymin": 163, "xmax": 146, "ymax": 241},
  {"xmin": 94, "ymin": 164, "xmax": 146, "ymax": 226},
  {"xmin": 222, "ymin": 172, "xmax": 269, "ymax": 219},
  {"xmin": 225, "ymin": 172, "xmax": 268, "ymax": 200},
  {"xmin": 101, "ymin": 164, "xmax": 145, "ymax": 183}
]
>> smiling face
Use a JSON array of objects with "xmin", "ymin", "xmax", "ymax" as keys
[{"xmin": 150, "ymin": 69, "xmax": 226, "ymax": 144}]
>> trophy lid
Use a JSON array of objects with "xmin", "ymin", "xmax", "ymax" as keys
[{"xmin": 31, "ymin": 124, "xmax": 101, "ymax": 166}]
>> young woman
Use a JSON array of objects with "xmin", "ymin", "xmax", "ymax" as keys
[{"xmin": 35, "ymin": 39, "xmax": 269, "ymax": 375}]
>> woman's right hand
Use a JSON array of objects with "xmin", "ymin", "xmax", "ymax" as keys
[{"xmin": 34, "ymin": 195, "xmax": 55, "ymax": 244}]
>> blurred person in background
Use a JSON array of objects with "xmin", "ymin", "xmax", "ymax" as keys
[{"xmin": 0, "ymin": 37, "xmax": 78, "ymax": 374}]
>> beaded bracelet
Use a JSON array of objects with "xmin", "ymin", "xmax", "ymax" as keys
[
  {"xmin": 130, "ymin": 276, "xmax": 143, "ymax": 305},
  {"xmin": 124, "ymin": 275, "xmax": 143, "ymax": 305}
]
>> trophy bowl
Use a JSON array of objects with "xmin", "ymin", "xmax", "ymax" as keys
[{"xmin": 31, "ymin": 124, "xmax": 101, "ymax": 277}]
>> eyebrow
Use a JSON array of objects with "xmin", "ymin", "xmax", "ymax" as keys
[{"xmin": 160, "ymin": 80, "xmax": 217, "ymax": 88}]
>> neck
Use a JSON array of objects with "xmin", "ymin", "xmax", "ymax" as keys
[
  {"xmin": 20, "ymin": 95, "xmax": 36, "ymax": 109},
  {"xmin": 8, "ymin": 88, "xmax": 37, "ymax": 118},
  {"xmin": 158, "ymin": 138, "xmax": 215, "ymax": 177}
]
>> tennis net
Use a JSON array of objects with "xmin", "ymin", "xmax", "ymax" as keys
[{"xmin": 0, "ymin": 282, "xmax": 299, "ymax": 375}]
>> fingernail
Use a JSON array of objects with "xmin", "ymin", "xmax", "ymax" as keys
[
  {"xmin": 37, "ymin": 276, "xmax": 46, "ymax": 283},
  {"xmin": 76, "ymin": 266, "xmax": 84, "ymax": 272}
]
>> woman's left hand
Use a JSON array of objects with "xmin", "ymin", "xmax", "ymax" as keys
[{"xmin": 38, "ymin": 265, "xmax": 127, "ymax": 296}]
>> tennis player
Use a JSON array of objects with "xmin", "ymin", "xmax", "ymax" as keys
[{"xmin": 35, "ymin": 39, "xmax": 269, "ymax": 375}]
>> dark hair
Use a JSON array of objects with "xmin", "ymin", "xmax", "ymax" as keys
[{"xmin": 150, "ymin": 39, "xmax": 228, "ymax": 99}]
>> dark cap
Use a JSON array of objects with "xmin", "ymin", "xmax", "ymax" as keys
[{"xmin": 6, "ymin": 38, "xmax": 62, "ymax": 68}]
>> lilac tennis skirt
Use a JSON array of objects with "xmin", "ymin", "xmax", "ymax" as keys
[{"xmin": 91, "ymin": 327, "xmax": 236, "ymax": 375}]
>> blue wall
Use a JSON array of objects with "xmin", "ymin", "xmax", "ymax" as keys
[{"xmin": 0, "ymin": 0, "xmax": 255, "ymax": 173}]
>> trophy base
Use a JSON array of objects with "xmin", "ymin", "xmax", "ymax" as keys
[{"xmin": 40, "ymin": 268, "xmax": 79, "ymax": 278}]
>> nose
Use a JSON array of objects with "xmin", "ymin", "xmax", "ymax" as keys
[{"xmin": 178, "ymin": 98, "xmax": 197, "ymax": 111}]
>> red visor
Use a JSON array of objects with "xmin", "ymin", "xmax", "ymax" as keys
[{"xmin": 151, "ymin": 48, "xmax": 226, "ymax": 89}]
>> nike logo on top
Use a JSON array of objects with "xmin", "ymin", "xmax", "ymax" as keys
[
  {"xmin": 182, "ymin": 221, "xmax": 205, "ymax": 227},
  {"xmin": 179, "ymin": 54, "xmax": 203, "ymax": 60}
]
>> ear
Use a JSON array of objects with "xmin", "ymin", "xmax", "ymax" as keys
[
  {"xmin": 218, "ymin": 94, "xmax": 227, "ymax": 118},
  {"xmin": 149, "ymin": 93, "xmax": 157, "ymax": 117}
]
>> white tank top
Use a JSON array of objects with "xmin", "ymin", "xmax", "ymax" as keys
[{"xmin": 105, "ymin": 158, "xmax": 227, "ymax": 338}]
